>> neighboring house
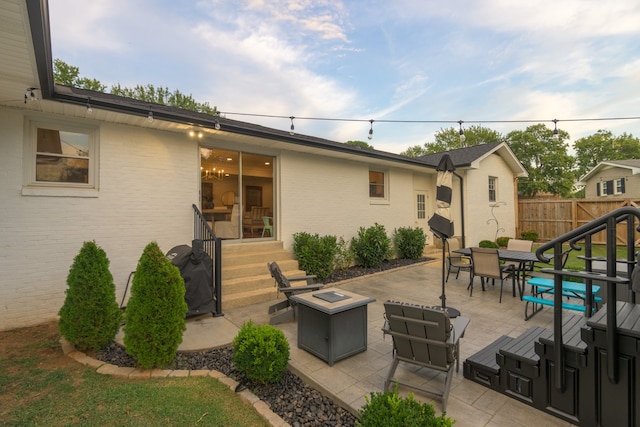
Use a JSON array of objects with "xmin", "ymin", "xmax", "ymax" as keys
[
  {"xmin": 578, "ymin": 160, "xmax": 640, "ymax": 198},
  {"xmin": 0, "ymin": 0, "xmax": 527, "ymax": 330}
]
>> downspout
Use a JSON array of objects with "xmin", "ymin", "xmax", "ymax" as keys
[{"xmin": 453, "ymin": 171, "xmax": 465, "ymax": 247}]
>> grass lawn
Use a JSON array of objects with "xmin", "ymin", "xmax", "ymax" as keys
[
  {"xmin": 0, "ymin": 322, "xmax": 271, "ymax": 427},
  {"xmin": 534, "ymin": 243, "xmax": 636, "ymax": 272}
]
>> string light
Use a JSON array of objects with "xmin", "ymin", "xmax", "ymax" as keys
[
  {"xmin": 147, "ymin": 111, "xmax": 154, "ymax": 122},
  {"xmin": 552, "ymin": 118, "xmax": 559, "ymax": 140},
  {"xmin": 289, "ymin": 116, "xmax": 295, "ymax": 135},
  {"xmin": 458, "ymin": 120, "xmax": 465, "ymax": 143},
  {"xmin": 86, "ymin": 97, "xmax": 92, "ymax": 114},
  {"xmin": 214, "ymin": 118, "xmax": 221, "ymax": 130},
  {"xmin": 215, "ymin": 110, "xmax": 640, "ymax": 129},
  {"xmin": 368, "ymin": 119, "xmax": 374, "ymax": 140}
]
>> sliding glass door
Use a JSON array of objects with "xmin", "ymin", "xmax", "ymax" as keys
[{"xmin": 200, "ymin": 147, "xmax": 274, "ymax": 240}]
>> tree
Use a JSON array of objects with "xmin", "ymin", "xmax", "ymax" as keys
[
  {"xmin": 53, "ymin": 59, "xmax": 218, "ymax": 115},
  {"xmin": 506, "ymin": 124, "xmax": 575, "ymax": 197},
  {"xmin": 346, "ymin": 140, "xmax": 374, "ymax": 149},
  {"xmin": 53, "ymin": 59, "xmax": 106, "ymax": 92},
  {"xmin": 124, "ymin": 242, "xmax": 187, "ymax": 369},
  {"xmin": 58, "ymin": 241, "xmax": 121, "ymax": 352},
  {"xmin": 400, "ymin": 125, "xmax": 503, "ymax": 157},
  {"xmin": 573, "ymin": 130, "xmax": 640, "ymax": 178}
]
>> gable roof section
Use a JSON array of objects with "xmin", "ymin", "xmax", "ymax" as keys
[
  {"xmin": 418, "ymin": 142, "xmax": 528, "ymax": 176},
  {"xmin": 578, "ymin": 160, "xmax": 640, "ymax": 184}
]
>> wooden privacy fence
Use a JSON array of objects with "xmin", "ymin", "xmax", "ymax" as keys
[{"xmin": 518, "ymin": 198, "xmax": 640, "ymax": 245}]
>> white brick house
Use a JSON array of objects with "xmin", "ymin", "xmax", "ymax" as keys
[{"xmin": 0, "ymin": 0, "xmax": 527, "ymax": 330}]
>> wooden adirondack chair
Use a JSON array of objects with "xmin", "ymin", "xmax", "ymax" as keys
[
  {"xmin": 267, "ymin": 261, "xmax": 324, "ymax": 324},
  {"xmin": 382, "ymin": 300, "xmax": 470, "ymax": 410}
]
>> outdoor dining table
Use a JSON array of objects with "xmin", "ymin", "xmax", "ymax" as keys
[{"xmin": 454, "ymin": 248, "xmax": 541, "ymax": 299}]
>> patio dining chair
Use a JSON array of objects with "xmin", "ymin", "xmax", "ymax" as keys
[
  {"xmin": 267, "ymin": 261, "xmax": 325, "ymax": 324},
  {"xmin": 382, "ymin": 300, "xmax": 470, "ymax": 410},
  {"xmin": 469, "ymin": 247, "xmax": 516, "ymax": 303},
  {"xmin": 446, "ymin": 238, "xmax": 472, "ymax": 282}
]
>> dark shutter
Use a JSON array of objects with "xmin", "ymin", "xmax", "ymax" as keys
[
  {"xmin": 620, "ymin": 178, "xmax": 625, "ymax": 194},
  {"xmin": 607, "ymin": 180, "xmax": 614, "ymax": 195},
  {"xmin": 596, "ymin": 182, "xmax": 601, "ymax": 196}
]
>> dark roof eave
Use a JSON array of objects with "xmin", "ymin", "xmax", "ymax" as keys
[
  {"xmin": 51, "ymin": 89, "xmax": 433, "ymax": 169},
  {"xmin": 26, "ymin": 0, "xmax": 55, "ymax": 98}
]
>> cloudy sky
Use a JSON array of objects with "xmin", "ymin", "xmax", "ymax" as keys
[{"xmin": 49, "ymin": 0, "xmax": 640, "ymax": 154}]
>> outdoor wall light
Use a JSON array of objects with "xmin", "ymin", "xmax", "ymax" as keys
[
  {"xmin": 458, "ymin": 120, "xmax": 466, "ymax": 143},
  {"xmin": 24, "ymin": 87, "xmax": 37, "ymax": 103},
  {"xmin": 189, "ymin": 128, "xmax": 204, "ymax": 138},
  {"xmin": 368, "ymin": 119, "xmax": 374, "ymax": 140}
]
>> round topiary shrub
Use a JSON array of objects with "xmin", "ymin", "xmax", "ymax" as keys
[
  {"xmin": 292, "ymin": 232, "xmax": 338, "ymax": 280},
  {"xmin": 124, "ymin": 242, "xmax": 187, "ymax": 369},
  {"xmin": 58, "ymin": 241, "xmax": 122, "ymax": 352},
  {"xmin": 520, "ymin": 230, "xmax": 539, "ymax": 242},
  {"xmin": 394, "ymin": 227, "xmax": 426, "ymax": 260},
  {"xmin": 357, "ymin": 386, "xmax": 454, "ymax": 426},
  {"xmin": 479, "ymin": 240, "xmax": 499, "ymax": 248},
  {"xmin": 233, "ymin": 321, "xmax": 290, "ymax": 384},
  {"xmin": 496, "ymin": 236, "xmax": 511, "ymax": 248},
  {"xmin": 351, "ymin": 223, "xmax": 392, "ymax": 268}
]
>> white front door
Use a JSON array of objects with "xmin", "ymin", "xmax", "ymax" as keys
[{"xmin": 414, "ymin": 190, "xmax": 431, "ymax": 245}]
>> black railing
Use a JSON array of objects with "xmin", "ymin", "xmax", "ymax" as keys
[
  {"xmin": 193, "ymin": 204, "xmax": 223, "ymax": 316},
  {"xmin": 535, "ymin": 206, "xmax": 640, "ymax": 390}
]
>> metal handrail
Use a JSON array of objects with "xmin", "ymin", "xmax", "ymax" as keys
[
  {"xmin": 534, "ymin": 206, "xmax": 640, "ymax": 390},
  {"xmin": 192, "ymin": 204, "xmax": 223, "ymax": 316}
]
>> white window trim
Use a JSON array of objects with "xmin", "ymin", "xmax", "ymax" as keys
[
  {"xmin": 22, "ymin": 117, "xmax": 99, "ymax": 197},
  {"xmin": 614, "ymin": 178, "xmax": 624, "ymax": 195},
  {"xmin": 369, "ymin": 169, "xmax": 390, "ymax": 204},
  {"xmin": 488, "ymin": 176, "xmax": 498, "ymax": 202}
]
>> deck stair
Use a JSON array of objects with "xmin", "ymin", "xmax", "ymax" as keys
[
  {"xmin": 220, "ymin": 241, "xmax": 307, "ymax": 310},
  {"xmin": 464, "ymin": 206, "xmax": 640, "ymax": 427}
]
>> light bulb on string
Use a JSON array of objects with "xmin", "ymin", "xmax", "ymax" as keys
[
  {"xmin": 458, "ymin": 120, "xmax": 466, "ymax": 143},
  {"xmin": 552, "ymin": 119, "xmax": 559, "ymax": 140},
  {"xmin": 368, "ymin": 119, "xmax": 374, "ymax": 140},
  {"xmin": 289, "ymin": 116, "xmax": 295, "ymax": 135}
]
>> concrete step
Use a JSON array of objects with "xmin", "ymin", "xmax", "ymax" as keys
[
  {"xmin": 222, "ymin": 287, "xmax": 281, "ymax": 310},
  {"xmin": 219, "ymin": 240, "xmax": 307, "ymax": 309}
]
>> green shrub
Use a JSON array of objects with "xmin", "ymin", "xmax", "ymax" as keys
[
  {"xmin": 357, "ymin": 385, "xmax": 454, "ymax": 427},
  {"xmin": 394, "ymin": 227, "xmax": 426, "ymax": 260},
  {"xmin": 58, "ymin": 241, "xmax": 122, "ymax": 352},
  {"xmin": 351, "ymin": 223, "xmax": 392, "ymax": 268},
  {"xmin": 292, "ymin": 232, "xmax": 338, "ymax": 280},
  {"xmin": 233, "ymin": 321, "xmax": 290, "ymax": 384},
  {"xmin": 124, "ymin": 242, "xmax": 187, "ymax": 369},
  {"xmin": 479, "ymin": 240, "xmax": 499, "ymax": 248},
  {"xmin": 520, "ymin": 230, "xmax": 539, "ymax": 242},
  {"xmin": 496, "ymin": 236, "xmax": 511, "ymax": 247},
  {"xmin": 334, "ymin": 236, "xmax": 355, "ymax": 270}
]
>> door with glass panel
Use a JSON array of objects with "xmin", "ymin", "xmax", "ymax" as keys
[{"xmin": 200, "ymin": 147, "xmax": 274, "ymax": 240}]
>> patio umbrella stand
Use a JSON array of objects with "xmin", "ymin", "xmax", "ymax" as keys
[{"xmin": 427, "ymin": 154, "xmax": 461, "ymax": 318}]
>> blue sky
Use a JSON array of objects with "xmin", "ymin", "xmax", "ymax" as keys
[{"xmin": 49, "ymin": 0, "xmax": 640, "ymax": 154}]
